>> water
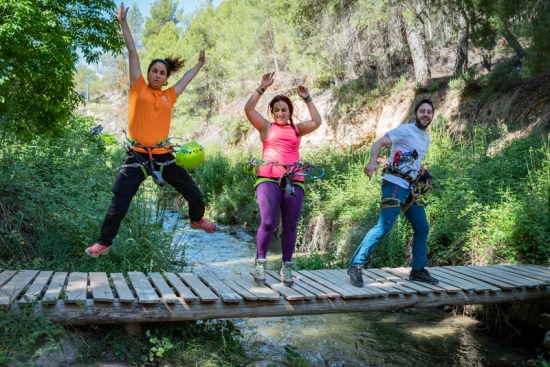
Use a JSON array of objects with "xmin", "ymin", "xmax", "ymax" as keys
[{"xmin": 166, "ymin": 213, "xmax": 537, "ymax": 366}]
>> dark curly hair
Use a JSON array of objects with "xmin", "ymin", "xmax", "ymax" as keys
[{"xmin": 147, "ymin": 56, "xmax": 186, "ymax": 78}]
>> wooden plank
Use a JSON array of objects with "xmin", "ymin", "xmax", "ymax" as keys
[
  {"xmin": 0, "ymin": 270, "xmax": 17, "ymax": 287},
  {"xmin": 263, "ymin": 272, "xmax": 306, "ymax": 301},
  {"xmin": 178, "ymin": 273, "xmax": 219, "ymax": 302},
  {"xmin": 355, "ymin": 271, "xmax": 406, "ymax": 295},
  {"xmin": 496, "ymin": 265, "xmax": 550, "ymax": 283},
  {"xmin": 363, "ymin": 270, "xmax": 416, "ymax": 295},
  {"xmin": 368, "ymin": 268, "xmax": 434, "ymax": 294},
  {"xmin": 297, "ymin": 270, "xmax": 360, "ymax": 299},
  {"xmin": 197, "ymin": 274, "xmax": 243, "ymax": 303},
  {"xmin": 390, "ymin": 267, "xmax": 461, "ymax": 293},
  {"xmin": 520, "ymin": 265, "xmax": 550, "ymax": 277},
  {"xmin": 315, "ymin": 270, "xmax": 369, "ymax": 297},
  {"xmin": 322, "ymin": 269, "xmax": 386, "ymax": 297},
  {"xmin": 64, "ymin": 272, "xmax": 88, "ymax": 303},
  {"xmin": 227, "ymin": 274, "xmax": 279, "ymax": 301},
  {"xmin": 19, "ymin": 271, "xmax": 54, "ymax": 304},
  {"xmin": 467, "ymin": 266, "xmax": 539, "ymax": 288},
  {"xmin": 149, "ymin": 273, "xmax": 178, "ymax": 304},
  {"xmin": 0, "ymin": 270, "xmax": 39, "ymax": 305},
  {"xmin": 89, "ymin": 272, "xmax": 114, "ymax": 303},
  {"xmin": 128, "ymin": 272, "xmax": 159, "ymax": 304},
  {"xmin": 110, "ymin": 273, "xmax": 135, "ymax": 303},
  {"xmin": 478, "ymin": 266, "xmax": 547, "ymax": 286},
  {"xmin": 42, "ymin": 272, "xmax": 68, "ymax": 304},
  {"xmin": 163, "ymin": 272, "xmax": 198, "ymax": 302},
  {"xmin": 266, "ymin": 271, "xmax": 317, "ymax": 300},
  {"xmin": 293, "ymin": 272, "xmax": 341, "ymax": 298},
  {"xmin": 19, "ymin": 285, "xmax": 550, "ymax": 325},
  {"xmin": 213, "ymin": 274, "xmax": 258, "ymax": 301},
  {"xmin": 491, "ymin": 265, "xmax": 550, "ymax": 287},
  {"xmin": 442, "ymin": 266, "xmax": 516, "ymax": 290},
  {"xmin": 335, "ymin": 269, "xmax": 398, "ymax": 296},
  {"xmin": 425, "ymin": 268, "xmax": 486, "ymax": 292},
  {"xmin": 432, "ymin": 267, "xmax": 500, "ymax": 292}
]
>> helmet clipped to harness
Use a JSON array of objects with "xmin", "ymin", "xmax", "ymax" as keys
[{"xmin": 174, "ymin": 142, "xmax": 205, "ymax": 169}]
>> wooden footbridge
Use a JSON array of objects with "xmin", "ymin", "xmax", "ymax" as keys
[{"xmin": 1, "ymin": 265, "xmax": 550, "ymax": 325}]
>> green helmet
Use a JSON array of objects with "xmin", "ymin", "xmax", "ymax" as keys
[{"xmin": 174, "ymin": 142, "xmax": 204, "ymax": 169}]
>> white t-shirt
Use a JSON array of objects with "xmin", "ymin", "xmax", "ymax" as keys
[{"xmin": 382, "ymin": 123, "xmax": 430, "ymax": 189}]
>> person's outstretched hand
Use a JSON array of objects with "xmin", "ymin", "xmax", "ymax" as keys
[
  {"xmin": 198, "ymin": 50, "xmax": 206, "ymax": 65},
  {"xmin": 297, "ymin": 85, "xmax": 310, "ymax": 99},
  {"xmin": 260, "ymin": 72, "xmax": 275, "ymax": 89},
  {"xmin": 114, "ymin": 2, "xmax": 128, "ymax": 23}
]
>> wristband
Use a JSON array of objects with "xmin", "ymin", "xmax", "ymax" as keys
[
  {"xmin": 303, "ymin": 95, "xmax": 312, "ymax": 103},
  {"xmin": 256, "ymin": 87, "xmax": 265, "ymax": 95}
]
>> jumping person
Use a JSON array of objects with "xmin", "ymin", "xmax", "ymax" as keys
[
  {"xmin": 86, "ymin": 2, "xmax": 217, "ymax": 258},
  {"xmin": 244, "ymin": 73, "xmax": 322, "ymax": 287},
  {"xmin": 347, "ymin": 99, "xmax": 439, "ymax": 287}
]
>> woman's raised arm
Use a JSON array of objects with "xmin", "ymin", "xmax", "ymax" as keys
[
  {"xmin": 115, "ymin": 2, "xmax": 141, "ymax": 88},
  {"xmin": 244, "ymin": 73, "xmax": 274, "ymax": 141}
]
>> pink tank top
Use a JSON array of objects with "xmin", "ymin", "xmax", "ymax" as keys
[{"xmin": 257, "ymin": 123, "xmax": 304, "ymax": 182}]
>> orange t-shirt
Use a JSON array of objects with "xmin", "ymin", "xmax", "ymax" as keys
[{"xmin": 128, "ymin": 75, "xmax": 176, "ymax": 154}]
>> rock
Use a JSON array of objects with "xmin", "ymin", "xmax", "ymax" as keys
[
  {"xmin": 542, "ymin": 330, "xmax": 550, "ymax": 351},
  {"xmin": 34, "ymin": 336, "xmax": 80, "ymax": 367},
  {"xmin": 251, "ymin": 360, "xmax": 286, "ymax": 367}
]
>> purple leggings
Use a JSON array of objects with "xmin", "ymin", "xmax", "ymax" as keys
[{"xmin": 256, "ymin": 181, "xmax": 304, "ymax": 262}]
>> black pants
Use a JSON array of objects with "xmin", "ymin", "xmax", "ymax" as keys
[{"xmin": 97, "ymin": 152, "xmax": 205, "ymax": 246}]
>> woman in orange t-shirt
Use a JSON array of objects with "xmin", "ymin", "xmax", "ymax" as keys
[{"xmin": 86, "ymin": 2, "xmax": 217, "ymax": 258}]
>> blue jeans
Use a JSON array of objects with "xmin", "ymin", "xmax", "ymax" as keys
[{"xmin": 349, "ymin": 180, "xmax": 429, "ymax": 271}]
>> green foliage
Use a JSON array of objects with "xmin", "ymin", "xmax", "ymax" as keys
[
  {"xmin": 0, "ymin": 0, "xmax": 122, "ymax": 139},
  {"xmin": 141, "ymin": 0, "xmax": 181, "ymax": 45},
  {"xmin": 0, "ymin": 302, "xmax": 63, "ymax": 365},
  {"xmin": 0, "ymin": 114, "xmax": 185, "ymax": 273},
  {"xmin": 284, "ymin": 344, "xmax": 311, "ymax": 367},
  {"xmin": 75, "ymin": 320, "xmax": 248, "ymax": 365}
]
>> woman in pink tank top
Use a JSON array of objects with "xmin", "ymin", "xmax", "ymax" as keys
[{"xmin": 244, "ymin": 72, "xmax": 322, "ymax": 287}]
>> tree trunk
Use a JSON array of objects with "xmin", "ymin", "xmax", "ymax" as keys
[
  {"xmin": 453, "ymin": 10, "xmax": 469, "ymax": 77},
  {"xmin": 501, "ymin": 28, "xmax": 527, "ymax": 59},
  {"xmin": 378, "ymin": 20, "xmax": 393, "ymax": 79},
  {"xmin": 400, "ymin": 4, "xmax": 431, "ymax": 85}
]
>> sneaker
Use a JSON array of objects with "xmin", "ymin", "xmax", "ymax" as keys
[
  {"xmin": 280, "ymin": 261, "xmax": 294, "ymax": 287},
  {"xmin": 86, "ymin": 243, "xmax": 110, "ymax": 258},
  {"xmin": 254, "ymin": 258, "xmax": 267, "ymax": 285},
  {"xmin": 190, "ymin": 218, "xmax": 218, "ymax": 233},
  {"xmin": 348, "ymin": 265, "xmax": 364, "ymax": 287},
  {"xmin": 409, "ymin": 268, "xmax": 439, "ymax": 285}
]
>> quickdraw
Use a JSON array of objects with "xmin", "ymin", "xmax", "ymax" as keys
[{"xmin": 245, "ymin": 158, "xmax": 324, "ymax": 196}]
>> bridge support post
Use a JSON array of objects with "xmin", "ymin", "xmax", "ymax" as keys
[{"xmin": 124, "ymin": 322, "xmax": 141, "ymax": 336}]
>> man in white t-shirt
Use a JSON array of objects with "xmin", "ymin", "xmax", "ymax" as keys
[{"xmin": 348, "ymin": 99, "xmax": 439, "ymax": 287}]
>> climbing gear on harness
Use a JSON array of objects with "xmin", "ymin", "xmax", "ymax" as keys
[
  {"xmin": 174, "ymin": 142, "xmax": 204, "ymax": 169},
  {"xmin": 115, "ymin": 130, "xmax": 187, "ymax": 186},
  {"xmin": 245, "ymin": 159, "xmax": 324, "ymax": 196}
]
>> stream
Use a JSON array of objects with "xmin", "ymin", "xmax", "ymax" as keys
[{"xmin": 165, "ymin": 212, "xmax": 538, "ymax": 366}]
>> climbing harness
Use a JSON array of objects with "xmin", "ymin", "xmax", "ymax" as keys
[
  {"xmin": 245, "ymin": 158, "xmax": 324, "ymax": 196},
  {"xmin": 378, "ymin": 150, "xmax": 433, "ymax": 212}
]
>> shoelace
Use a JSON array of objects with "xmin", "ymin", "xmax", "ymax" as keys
[
  {"xmin": 255, "ymin": 262, "xmax": 266, "ymax": 276},
  {"xmin": 281, "ymin": 265, "xmax": 292, "ymax": 279}
]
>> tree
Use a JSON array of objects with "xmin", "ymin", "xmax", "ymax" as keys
[
  {"xmin": 74, "ymin": 64, "xmax": 100, "ymax": 100},
  {"xmin": 400, "ymin": 1, "xmax": 431, "ymax": 85},
  {"xmin": 141, "ymin": 0, "xmax": 181, "ymax": 45},
  {"xmin": 0, "ymin": 0, "xmax": 122, "ymax": 139},
  {"xmin": 128, "ymin": 4, "xmax": 144, "ymax": 48}
]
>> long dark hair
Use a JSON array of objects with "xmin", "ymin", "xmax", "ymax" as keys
[
  {"xmin": 268, "ymin": 95, "xmax": 299, "ymax": 136},
  {"xmin": 147, "ymin": 56, "xmax": 186, "ymax": 78}
]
